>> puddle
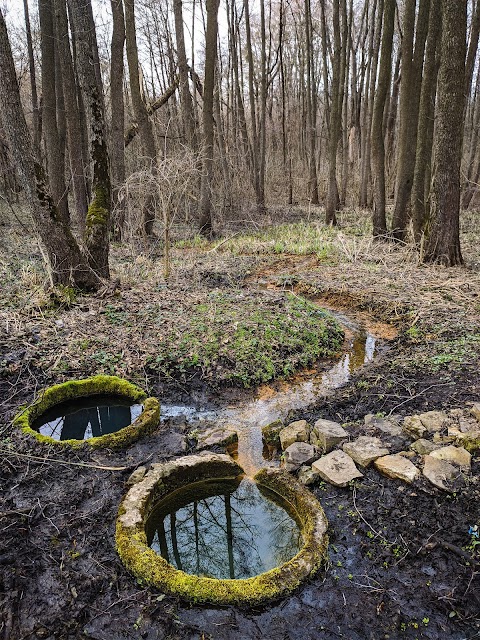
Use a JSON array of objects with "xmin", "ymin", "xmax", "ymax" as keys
[
  {"xmin": 31, "ymin": 394, "xmax": 144, "ymax": 441},
  {"xmin": 146, "ymin": 476, "xmax": 302, "ymax": 579}
]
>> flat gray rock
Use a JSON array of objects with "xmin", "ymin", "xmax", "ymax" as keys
[
  {"xmin": 374, "ymin": 454, "xmax": 419, "ymax": 483},
  {"xmin": 364, "ymin": 414, "xmax": 402, "ymax": 436},
  {"xmin": 311, "ymin": 419, "xmax": 348, "ymax": 452},
  {"xmin": 312, "ymin": 450, "xmax": 363, "ymax": 487},
  {"xmin": 279, "ymin": 420, "xmax": 310, "ymax": 450},
  {"xmin": 343, "ymin": 436, "xmax": 390, "ymax": 467},
  {"xmin": 423, "ymin": 455, "xmax": 459, "ymax": 491},
  {"xmin": 283, "ymin": 442, "xmax": 318, "ymax": 473},
  {"xmin": 418, "ymin": 411, "xmax": 448, "ymax": 433},
  {"xmin": 197, "ymin": 427, "xmax": 238, "ymax": 449}
]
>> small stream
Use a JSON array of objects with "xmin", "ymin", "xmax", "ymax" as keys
[{"xmin": 160, "ymin": 310, "xmax": 381, "ymax": 476}]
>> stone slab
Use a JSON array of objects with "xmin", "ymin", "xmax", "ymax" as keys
[
  {"xmin": 284, "ymin": 442, "xmax": 318, "ymax": 473},
  {"xmin": 312, "ymin": 450, "xmax": 363, "ymax": 487},
  {"xmin": 374, "ymin": 454, "xmax": 419, "ymax": 483},
  {"xmin": 311, "ymin": 419, "xmax": 348, "ymax": 452},
  {"xmin": 429, "ymin": 445, "xmax": 471, "ymax": 469},
  {"xmin": 403, "ymin": 416, "xmax": 427, "ymax": 439},
  {"xmin": 410, "ymin": 439, "xmax": 440, "ymax": 455},
  {"xmin": 418, "ymin": 411, "xmax": 448, "ymax": 433},
  {"xmin": 280, "ymin": 420, "xmax": 310, "ymax": 450},
  {"xmin": 423, "ymin": 455, "xmax": 459, "ymax": 491},
  {"xmin": 342, "ymin": 436, "xmax": 390, "ymax": 467}
]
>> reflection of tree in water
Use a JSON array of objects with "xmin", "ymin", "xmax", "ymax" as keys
[
  {"xmin": 33, "ymin": 396, "xmax": 142, "ymax": 440},
  {"xmin": 147, "ymin": 478, "xmax": 302, "ymax": 579}
]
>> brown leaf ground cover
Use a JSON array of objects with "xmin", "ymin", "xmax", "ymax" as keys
[{"xmin": 0, "ymin": 207, "xmax": 479, "ymax": 639}]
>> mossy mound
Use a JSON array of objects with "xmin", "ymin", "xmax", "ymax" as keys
[
  {"xmin": 13, "ymin": 375, "xmax": 160, "ymax": 449},
  {"xmin": 150, "ymin": 292, "xmax": 344, "ymax": 387},
  {"xmin": 116, "ymin": 454, "xmax": 328, "ymax": 606}
]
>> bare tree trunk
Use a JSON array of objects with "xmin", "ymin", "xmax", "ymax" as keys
[
  {"xmin": 109, "ymin": 0, "xmax": 126, "ymax": 239},
  {"xmin": 54, "ymin": 0, "xmax": 89, "ymax": 232},
  {"xmin": 173, "ymin": 0, "xmax": 196, "ymax": 147},
  {"xmin": 23, "ymin": 0, "xmax": 40, "ymax": 156},
  {"xmin": 424, "ymin": 0, "xmax": 466, "ymax": 266},
  {"xmin": 325, "ymin": 0, "xmax": 347, "ymax": 225},
  {"xmin": 391, "ymin": 0, "xmax": 430, "ymax": 241},
  {"xmin": 0, "ymin": 8, "xmax": 96, "ymax": 289},
  {"xmin": 39, "ymin": 0, "xmax": 70, "ymax": 226},
  {"xmin": 68, "ymin": 0, "xmax": 111, "ymax": 279},
  {"xmin": 371, "ymin": 0, "xmax": 395, "ymax": 238},
  {"xmin": 412, "ymin": 3, "xmax": 441, "ymax": 242},
  {"xmin": 304, "ymin": 0, "xmax": 319, "ymax": 204},
  {"xmin": 124, "ymin": 0, "xmax": 157, "ymax": 235},
  {"xmin": 198, "ymin": 0, "xmax": 220, "ymax": 236}
]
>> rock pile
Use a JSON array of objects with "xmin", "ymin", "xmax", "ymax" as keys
[{"xmin": 265, "ymin": 404, "xmax": 480, "ymax": 493}]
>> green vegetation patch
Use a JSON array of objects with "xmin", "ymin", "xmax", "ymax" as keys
[
  {"xmin": 150, "ymin": 292, "xmax": 344, "ymax": 387},
  {"xmin": 116, "ymin": 454, "xmax": 328, "ymax": 605},
  {"xmin": 13, "ymin": 375, "xmax": 160, "ymax": 449}
]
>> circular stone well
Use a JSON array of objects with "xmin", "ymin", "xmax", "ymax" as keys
[
  {"xmin": 14, "ymin": 375, "xmax": 160, "ymax": 448},
  {"xmin": 116, "ymin": 453, "xmax": 328, "ymax": 605}
]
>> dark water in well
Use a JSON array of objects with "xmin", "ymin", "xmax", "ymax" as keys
[
  {"xmin": 32, "ymin": 394, "xmax": 143, "ymax": 441},
  {"xmin": 146, "ymin": 477, "xmax": 302, "ymax": 579}
]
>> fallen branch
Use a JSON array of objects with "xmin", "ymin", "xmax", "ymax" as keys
[
  {"xmin": 124, "ymin": 78, "xmax": 179, "ymax": 148},
  {"xmin": 0, "ymin": 449, "xmax": 128, "ymax": 471}
]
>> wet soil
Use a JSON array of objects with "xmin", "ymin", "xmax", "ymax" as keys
[{"xmin": 1, "ymin": 223, "xmax": 480, "ymax": 640}]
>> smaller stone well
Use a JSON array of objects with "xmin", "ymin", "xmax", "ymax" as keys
[
  {"xmin": 14, "ymin": 375, "xmax": 160, "ymax": 448},
  {"xmin": 116, "ymin": 452, "xmax": 329, "ymax": 605}
]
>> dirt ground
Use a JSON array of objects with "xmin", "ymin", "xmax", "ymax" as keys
[{"xmin": 1, "ymin": 209, "xmax": 480, "ymax": 639}]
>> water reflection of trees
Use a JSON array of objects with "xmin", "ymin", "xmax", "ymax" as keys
[
  {"xmin": 146, "ymin": 478, "xmax": 302, "ymax": 579},
  {"xmin": 33, "ymin": 396, "xmax": 142, "ymax": 440}
]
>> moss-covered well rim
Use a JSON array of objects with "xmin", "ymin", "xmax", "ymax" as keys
[
  {"xmin": 115, "ymin": 453, "xmax": 328, "ymax": 605},
  {"xmin": 13, "ymin": 375, "xmax": 160, "ymax": 449}
]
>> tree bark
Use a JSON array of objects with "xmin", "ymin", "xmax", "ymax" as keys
[
  {"xmin": 198, "ymin": 0, "xmax": 220, "ymax": 236},
  {"xmin": 54, "ymin": 0, "xmax": 89, "ymax": 232},
  {"xmin": 412, "ymin": 3, "xmax": 441, "ymax": 242},
  {"xmin": 109, "ymin": 0, "xmax": 126, "ymax": 239},
  {"xmin": 124, "ymin": 0, "xmax": 157, "ymax": 235},
  {"xmin": 173, "ymin": 0, "xmax": 196, "ymax": 147},
  {"xmin": 391, "ymin": 0, "xmax": 431, "ymax": 241},
  {"xmin": 371, "ymin": 0, "xmax": 395, "ymax": 238},
  {"xmin": 68, "ymin": 0, "xmax": 111, "ymax": 279},
  {"xmin": 423, "ymin": 0, "xmax": 466, "ymax": 266},
  {"xmin": 39, "ymin": 0, "xmax": 70, "ymax": 226},
  {"xmin": 23, "ymin": 0, "xmax": 41, "ymax": 157},
  {"xmin": 0, "ymin": 8, "xmax": 96, "ymax": 289}
]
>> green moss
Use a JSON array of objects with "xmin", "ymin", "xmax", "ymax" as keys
[
  {"xmin": 461, "ymin": 434, "xmax": 480, "ymax": 453},
  {"xmin": 86, "ymin": 186, "xmax": 109, "ymax": 229},
  {"xmin": 261, "ymin": 419, "xmax": 284, "ymax": 446},
  {"xmin": 14, "ymin": 375, "xmax": 160, "ymax": 449},
  {"xmin": 116, "ymin": 458, "xmax": 328, "ymax": 605}
]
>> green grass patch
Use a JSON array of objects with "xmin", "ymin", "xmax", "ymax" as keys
[{"xmin": 149, "ymin": 292, "xmax": 344, "ymax": 387}]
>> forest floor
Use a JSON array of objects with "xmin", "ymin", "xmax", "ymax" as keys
[{"xmin": 1, "ymin": 207, "xmax": 480, "ymax": 640}]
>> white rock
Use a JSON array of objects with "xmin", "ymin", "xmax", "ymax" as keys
[
  {"xmin": 312, "ymin": 451, "xmax": 363, "ymax": 487},
  {"xmin": 279, "ymin": 420, "xmax": 310, "ymax": 450},
  {"xmin": 343, "ymin": 436, "xmax": 390, "ymax": 467},
  {"xmin": 374, "ymin": 454, "xmax": 419, "ymax": 484},
  {"xmin": 423, "ymin": 455, "xmax": 459, "ymax": 491},
  {"xmin": 429, "ymin": 445, "xmax": 471, "ymax": 470},
  {"xmin": 418, "ymin": 411, "xmax": 448, "ymax": 433},
  {"xmin": 310, "ymin": 419, "xmax": 348, "ymax": 452}
]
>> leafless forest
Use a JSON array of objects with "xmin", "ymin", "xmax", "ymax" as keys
[{"xmin": 0, "ymin": 0, "xmax": 478, "ymax": 285}]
